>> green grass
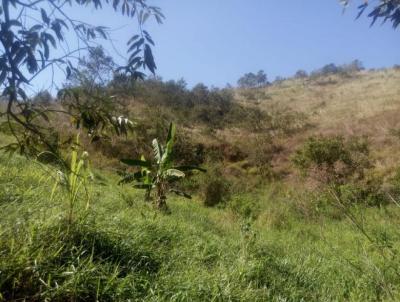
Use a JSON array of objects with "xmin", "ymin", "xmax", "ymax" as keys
[{"xmin": 1, "ymin": 153, "xmax": 400, "ymax": 301}]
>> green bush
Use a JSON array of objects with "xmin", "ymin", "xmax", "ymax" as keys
[
  {"xmin": 200, "ymin": 167, "xmax": 231, "ymax": 207},
  {"xmin": 292, "ymin": 135, "xmax": 371, "ymax": 185},
  {"xmin": 338, "ymin": 177, "xmax": 387, "ymax": 207}
]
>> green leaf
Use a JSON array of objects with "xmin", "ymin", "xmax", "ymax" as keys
[
  {"xmin": 121, "ymin": 158, "xmax": 151, "ymax": 168},
  {"xmin": 161, "ymin": 123, "xmax": 175, "ymax": 165},
  {"xmin": 165, "ymin": 169, "xmax": 185, "ymax": 178},
  {"xmin": 173, "ymin": 166, "xmax": 206, "ymax": 173},
  {"xmin": 170, "ymin": 189, "xmax": 192, "ymax": 199},
  {"xmin": 166, "ymin": 122, "xmax": 176, "ymax": 146},
  {"xmin": 118, "ymin": 171, "xmax": 144, "ymax": 185},
  {"xmin": 134, "ymin": 184, "xmax": 153, "ymax": 190},
  {"xmin": 152, "ymin": 138, "xmax": 162, "ymax": 163}
]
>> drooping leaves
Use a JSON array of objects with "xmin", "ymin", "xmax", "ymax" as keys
[
  {"xmin": 341, "ymin": 0, "xmax": 400, "ymax": 29},
  {"xmin": 120, "ymin": 159, "xmax": 152, "ymax": 168}
]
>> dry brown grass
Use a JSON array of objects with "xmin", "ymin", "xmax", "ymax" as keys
[{"xmin": 230, "ymin": 68, "xmax": 400, "ymax": 180}]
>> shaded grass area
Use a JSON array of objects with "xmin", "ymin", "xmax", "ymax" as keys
[{"xmin": 1, "ymin": 154, "xmax": 400, "ymax": 301}]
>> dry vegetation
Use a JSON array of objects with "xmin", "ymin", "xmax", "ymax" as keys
[{"xmin": 232, "ymin": 68, "xmax": 400, "ymax": 180}]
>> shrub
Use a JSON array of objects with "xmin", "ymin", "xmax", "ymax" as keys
[
  {"xmin": 200, "ymin": 167, "xmax": 231, "ymax": 207},
  {"xmin": 294, "ymin": 70, "xmax": 308, "ymax": 79},
  {"xmin": 241, "ymin": 134, "xmax": 277, "ymax": 178},
  {"xmin": 171, "ymin": 131, "xmax": 205, "ymax": 166},
  {"xmin": 292, "ymin": 135, "xmax": 372, "ymax": 185},
  {"xmin": 338, "ymin": 178, "xmax": 386, "ymax": 207}
]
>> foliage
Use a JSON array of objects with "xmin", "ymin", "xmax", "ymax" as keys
[
  {"xmin": 338, "ymin": 177, "xmax": 386, "ymax": 207},
  {"xmin": 51, "ymin": 135, "xmax": 92, "ymax": 224},
  {"xmin": 3, "ymin": 143, "xmax": 400, "ymax": 301},
  {"xmin": 119, "ymin": 123, "xmax": 205, "ymax": 211},
  {"xmin": 0, "ymin": 0, "xmax": 163, "ymax": 157},
  {"xmin": 171, "ymin": 131, "xmax": 205, "ymax": 166},
  {"xmin": 32, "ymin": 90, "xmax": 53, "ymax": 105},
  {"xmin": 237, "ymin": 134, "xmax": 278, "ymax": 179},
  {"xmin": 237, "ymin": 70, "xmax": 269, "ymax": 88},
  {"xmin": 273, "ymin": 76, "xmax": 286, "ymax": 84},
  {"xmin": 229, "ymin": 194, "xmax": 261, "ymax": 220},
  {"xmin": 131, "ymin": 77, "xmax": 267, "ymax": 129},
  {"xmin": 292, "ymin": 135, "xmax": 372, "ymax": 185},
  {"xmin": 200, "ymin": 166, "xmax": 231, "ymax": 207},
  {"xmin": 294, "ymin": 69, "xmax": 308, "ymax": 78},
  {"xmin": 341, "ymin": 0, "xmax": 400, "ymax": 29},
  {"xmin": 68, "ymin": 46, "xmax": 116, "ymax": 88},
  {"xmin": 310, "ymin": 60, "xmax": 364, "ymax": 78},
  {"xmin": 58, "ymin": 87, "xmax": 134, "ymax": 141}
]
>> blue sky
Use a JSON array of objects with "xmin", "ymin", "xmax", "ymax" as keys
[{"xmin": 32, "ymin": 1, "xmax": 399, "ymax": 91}]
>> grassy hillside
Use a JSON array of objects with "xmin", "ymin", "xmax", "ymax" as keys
[
  {"xmin": 2, "ymin": 152, "xmax": 400, "ymax": 301},
  {"xmin": 115, "ymin": 68, "xmax": 400, "ymax": 187},
  {"xmin": 234, "ymin": 69, "xmax": 400, "ymax": 179},
  {"xmin": 2, "ymin": 68, "xmax": 400, "ymax": 301}
]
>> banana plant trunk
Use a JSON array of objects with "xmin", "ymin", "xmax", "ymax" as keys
[{"xmin": 156, "ymin": 179, "xmax": 168, "ymax": 211}]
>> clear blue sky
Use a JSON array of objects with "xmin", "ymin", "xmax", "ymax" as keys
[{"xmin": 32, "ymin": 1, "xmax": 399, "ymax": 91}]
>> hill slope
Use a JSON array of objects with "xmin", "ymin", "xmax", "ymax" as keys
[
  {"xmin": 233, "ymin": 69, "xmax": 400, "ymax": 179},
  {"xmin": 1, "ymin": 152, "xmax": 400, "ymax": 301},
  {"xmin": 1, "ymin": 68, "xmax": 400, "ymax": 301}
]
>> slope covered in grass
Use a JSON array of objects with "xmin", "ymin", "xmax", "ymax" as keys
[
  {"xmin": 234, "ymin": 68, "xmax": 400, "ymax": 179},
  {"xmin": 2, "ymin": 151, "xmax": 400, "ymax": 301}
]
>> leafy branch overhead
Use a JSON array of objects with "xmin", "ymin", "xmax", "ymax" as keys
[
  {"xmin": 0, "ymin": 0, "xmax": 164, "ymax": 156},
  {"xmin": 341, "ymin": 0, "xmax": 400, "ymax": 28}
]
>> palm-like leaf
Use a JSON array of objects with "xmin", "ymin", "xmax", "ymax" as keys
[
  {"xmin": 118, "ymin": 171, "xmax": 145, "ymax": 185},
  {"xmin": 120, "ymin": 158, "xmax": 151, "ymax": 168},
  {"xmin": 173, "ymin": 166, "xmax": 207, "ymax": 172},
  {"xmin": 170, "ymin": 189, "xmax": 192, "ymax": 199},
  {"xmin": 165, "ymin": 169, "xmax": 185, "ymax": 178},
  {"xmin": 152, "ymin": 138, "xmax": 162, "ymax": 164},
  {"xmin": 161, "ymin": 123, "xmax": 176, "ymax": 166}
]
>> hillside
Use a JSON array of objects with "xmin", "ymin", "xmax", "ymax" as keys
[
  {"xmin": 139, "ymin": 69, "xmax": 400, "ymax": 187},
  {"xmin": 220, "ymin": 68, "xmax": 400, "ymax": 182},
  {"xmin": 2, "ymin": 68, "xmax": 400, "ymax": 301},
  {"xmin": 2, "ymin": 146, "xmax": 400, "ymax": 301}
]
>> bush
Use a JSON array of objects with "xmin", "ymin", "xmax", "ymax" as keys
[
  {"xmin": 292, "ymin": 135, "xmax": 371, "ymax": 185},
  {"xmin": 240, "ymin": 134, "xmax": 277, "ymax": 178},
  {"xmin": 200, "ymin": 167, "xmax": 231, "ymax": 207},
  {"xmin": 310, "ymin": 60, "xmax": 364, "ymax": 79},
  {"xmin": 171, "ymin": 131, "xmax": 205, "ymax": 166},
  {"xmin": 294, "ymin": 70, "xmax": 308, "ymax": 79},
  {"xmin": 338, "ymin": 177, "xmax": 386, "ymax": 207}
]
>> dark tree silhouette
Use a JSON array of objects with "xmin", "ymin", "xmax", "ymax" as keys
[
  {"xmin": 237, "ymin": 70, "xmax": 268, "ymax": 88},
  {"xmin": 341, "ymin": 0, "xmax": 400, "ymax": 28}
]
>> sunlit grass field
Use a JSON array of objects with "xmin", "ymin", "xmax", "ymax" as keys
[{"xmin": 2, "ymin": 149, "xmax": 400, "ymax": 301}]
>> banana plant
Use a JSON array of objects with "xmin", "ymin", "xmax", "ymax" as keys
[{"xmin": 119, "ymin": 123, "xmax": 205, "ymax": 211}]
